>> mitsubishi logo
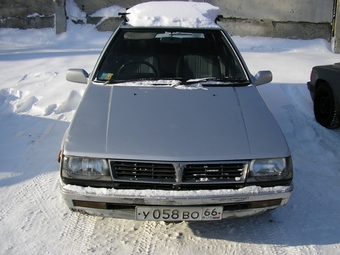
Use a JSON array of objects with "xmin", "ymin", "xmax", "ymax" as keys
[{"xmin": 174, "ymin": 163, "xmax": 184, "ymax": 183}]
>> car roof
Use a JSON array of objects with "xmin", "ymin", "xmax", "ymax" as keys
[{"xmin": 123, "ymin": 1, "xmax": 221, "ymax": 28}]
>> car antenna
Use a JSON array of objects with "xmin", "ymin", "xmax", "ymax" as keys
[
  {"xmin": 119, "ymin": 11, "xmax": 130, "ymax": 24},
  {"xmin": 215, "ymin": 15, "xmax": 223, "ymax": 23}
]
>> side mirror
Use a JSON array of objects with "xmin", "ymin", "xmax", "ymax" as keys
[
  {"xmin": 66, "ymin": 69, "xmax": 89, "ymax": 84},
  {"xmin": 253, "ymin": 70, "xmax": 272, "ymax": 86}
]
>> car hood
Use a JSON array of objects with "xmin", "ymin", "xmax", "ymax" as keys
[{"xmin": 63, "ymin": 83, "xmax": 290, "ymax": 161}]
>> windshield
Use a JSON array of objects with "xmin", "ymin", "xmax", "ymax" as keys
[{"xmin": 94, "ymin": 28, "xmax": 249, "ymax": 85}]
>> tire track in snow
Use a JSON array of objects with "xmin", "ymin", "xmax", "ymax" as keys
[
  {"xmin": 0, "ymin": 171, "xmax": 65, "ymax": 254},
  {"xmin": 282, "ymin": 85, "xmax": 340, "ymax": 170},
  {"xmin": 185, "ymin": 214, "xmax": 307, "ymax": 255},
  {"xmin": 277, "ymin": 84, "xmax": 340, "ymax": 253},
  {"xmin": 92, "ymin": 215, "xmax": 303, "ymax": 255},
  {"xmin": 80, "ymin": 217, "xmax": 157, "ymax": 254},
  {"xmin": 0, "ymin": 113, "xmax": 76, "ymax": 254},
  {"xmin": 131, "ymin": 221, "xmax": 157, "ymax": 255},
  {"xmin": 58, "ymin": 212, "xmax": 97, "ymax": 254},
  {"xmin": 88, "ymin": 217, "xmax": 131, "ymax": 254}
]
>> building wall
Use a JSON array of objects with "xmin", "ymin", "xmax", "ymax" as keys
[
  {"xmin": 210, "ymin": 0, "xmax": 333, "ymax": 23},
  {"xmin": 0, "ymin": 0, "xmax": 55, "ymax": 29},
  {"xmin": 209, "ymin": 0, "xmax": 333, "ymax": 40},
  {"xmin": 0, "ymin": 0, "xmax": 335, "ymax": 42}
]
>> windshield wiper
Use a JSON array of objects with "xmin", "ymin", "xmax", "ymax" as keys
[
  {"xmin": 185, "ymin": 77, "xmax": 217, "ymax": 83},
  {"xmin": 105, "ymin": 77, "xmax": 182, "ymax": 86},
  {"xmin": 105, "ymin": 77, "xmax": 158, "ymax": 84},
  {"xmin": 184, "ymin": 77, "xmax": 249, "ymax": 85},
  {"xmin": 102, "ymin": 76, "xmax": 249, "ymax": 86}
]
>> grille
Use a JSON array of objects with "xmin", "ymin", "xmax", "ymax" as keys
[
  {"xmin": 112, "ymin": 182, "xmax": 245, "ymax": 190},
  {"xmin": 183, "ymin": 163, "xmax": 245, "ymax": 182},
  {"xmin": 110, "ymin": 160, "xmax": 247, "ymax": 190},
  {"xmin": 111, "ymin": 161, "xmax": 176, "ymax": 181}
]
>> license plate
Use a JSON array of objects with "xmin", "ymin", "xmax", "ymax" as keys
[{"xmin": 136, "ymin": 206, "xmax": 223, "ymax": 221}]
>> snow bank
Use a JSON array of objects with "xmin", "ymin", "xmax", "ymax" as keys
[
  {"xmin": 90, "ymin": 5, "xmax": 126, "ymax": 18},
  {"xmin": 66, "ymin": 0, "xmax": 126, "ymax": 28},
  {"xmin": 66, "ymin": 0, "xmax": 87, "ymax": 23},
  {"xmin": 90, "ymin": 5, "xmax": 126, "ymax": 27}
]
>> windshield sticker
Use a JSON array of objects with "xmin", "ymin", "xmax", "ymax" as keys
[{"xmin": 100, "ymin": 72, "xmax": 113, "ymax": 81}]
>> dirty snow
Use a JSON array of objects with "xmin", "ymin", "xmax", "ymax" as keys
[{"xmin": 1, "ymin": 1, "xmax": 340, "ymax": 255}]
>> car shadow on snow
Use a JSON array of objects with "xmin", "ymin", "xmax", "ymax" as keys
[{"xmin": 0, "ymin": 113, "xmax": 69, "ymax": 187}]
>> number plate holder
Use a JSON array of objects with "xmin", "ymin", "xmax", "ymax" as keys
[{"xmin": 136, "ymin": 206, "xmax": 223, "ymax": 221}]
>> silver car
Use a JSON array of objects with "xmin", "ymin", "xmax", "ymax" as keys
[{"xmin": 59, "ymin": 2, "xmax": 293, "ymax": 221}]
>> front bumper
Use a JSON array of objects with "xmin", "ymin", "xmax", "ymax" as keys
[{"xmin": 60, "ymin": 182, "xmax": 293, "ymax": 220}]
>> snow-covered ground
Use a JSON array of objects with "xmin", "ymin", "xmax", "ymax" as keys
[{"xmin": 1, "ymin": 5, "xmax": 340, "ymax": 255}]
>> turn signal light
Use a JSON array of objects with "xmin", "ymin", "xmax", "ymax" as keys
[{"xmin": 250, "ymin": 199, "xmax": 282, "ymax": 208}]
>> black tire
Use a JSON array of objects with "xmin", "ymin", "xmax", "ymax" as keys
[{"xmin": 313, "ymin": 82, "xmax": 339, "ymax": 128}]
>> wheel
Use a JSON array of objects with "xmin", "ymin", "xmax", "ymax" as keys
[
  {"xmin": 313, "ymin": 82, "xmax": 339, "ymax": 128},
  {"xmin": 117, "ymin": 61, "xmax": 158, "ymax": 79}
]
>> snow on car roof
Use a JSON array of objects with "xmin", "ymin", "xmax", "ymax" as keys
[{"xmin": 126, "ymin": 1, "xmax": 221, "ymax": 28}]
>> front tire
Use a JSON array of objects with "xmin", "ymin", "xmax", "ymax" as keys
[{"xmin": 314, "ymin": 82, "xmax": 339, "ymax": 128}]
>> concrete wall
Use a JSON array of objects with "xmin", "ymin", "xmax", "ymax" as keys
[
  {"xmin": 209, "ymin": 0, "xmax": 333, "ymax": 40},
  {"xmin": 210, "ymin": 0, "xmax": 333, "ymax": 22},
  {"xmin": 66, "ymin": 0, "xmax": 334, "ymax": 41},
  {"xmin": 0, "ymin": 0, "xmax": 55, "ymax": 29},
  {"xmin": 0, "ymin": 0, "xmax": 335, "ymax": 42},
  {"xmin": 73, "ymin": 0, "xmax": 129, "ymax": 15},
  {"xmin": 72, "ymin": 0, "xmax": 197, "ymax": 31}
]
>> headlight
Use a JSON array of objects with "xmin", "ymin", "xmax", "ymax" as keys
[
  {"xmin": 61, "ymin": 156, "xmax": 111, "ymax": 181},
  {"xmin": 248, "ymin": 157, "xmax": 293, "ymax": 181}
]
